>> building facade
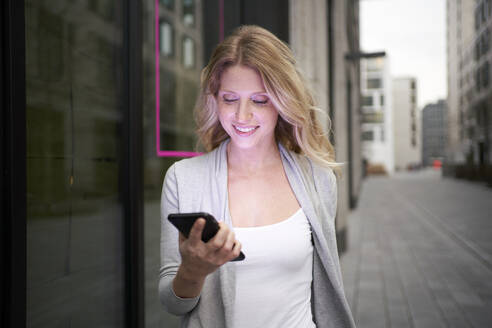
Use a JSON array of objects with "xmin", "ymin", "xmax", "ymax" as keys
[
  {"xmin": 447, "ymin": 0, "xmax": 492, "ymax": 172},
  {"xmin": 289, "ymin": 0, "xmax": 362, "ymax": 240},
  {"xmin": 2, "ymin": 0, "xmax": 361, "ymax": 327},
  {"xmin": 392, "ymin": 77, "xmax": 421, "ymax": 170},
  {"xmin": 447, "ymin": 0, "xmax": 475, "ymax": 165},
  {"xmin": 360, "ymin": 56, "xmax": 395, "ymax": 174},
  {"xmin": 422, "ymin": 100, "xmax": 448, "ymax": 166}
]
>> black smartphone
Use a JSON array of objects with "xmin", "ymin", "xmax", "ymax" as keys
[{"xmin": 168, "ymin": 212, "xmax": 245, "ymax": 262}]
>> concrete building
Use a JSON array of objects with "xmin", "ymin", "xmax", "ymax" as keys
[
  {"xmin": 447, "ymin": 0, "xmax": 492, "ymax": 169},
  {"xmin": 422, "ymin": 100, "xmax": 448, "ymax": 166},
  {"xmin": 3, "ymin": 0, "xmax": 362, "ymax": 327},
  {"xmin": 289, "ymin": 0, "xmax": 362, "ymax": 248},
  {"xmin": 360, "ymin": 56, "xmax": 395, "ymax": 174},
  {"xmin": 392, "ymin": 77, "xmax": 421, "ymax": 170},
  {"xmin": 447, "ymin": 0, "xmax": 475, "ymax": 164},
  {"xmin": 467, "ymin": 0, "xmax": 492, "ymax": 166}
]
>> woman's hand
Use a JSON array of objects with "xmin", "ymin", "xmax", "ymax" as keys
[{"xmin": 172, "ymin": 218, "xmax": 242, "ymax": 298}]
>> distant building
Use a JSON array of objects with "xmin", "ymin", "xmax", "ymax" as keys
[
  {"xmin": 361, "ymin": 56, "xmax": 395, "ymax": 174},
  {"xmin": 392, "ymin": 77, "xmax": 421, "ymax": 170},
  {"xmin": 422, "ymin": 100, "xmax": 448, "ymax": 166},
  {"xmin": 447, "ymin": 0, "xmax": 491, "ymax": 168}
]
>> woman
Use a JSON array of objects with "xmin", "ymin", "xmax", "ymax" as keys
[{"xmin": 160, "ymin": 25, "xmax": 355, "ymax": 328}]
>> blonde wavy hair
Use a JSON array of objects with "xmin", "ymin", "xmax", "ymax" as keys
[{"xmin": 194, "ymin": 25, "xmax": 338, "ymax": 169}]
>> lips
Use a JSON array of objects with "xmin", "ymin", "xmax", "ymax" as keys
[
  {"xmin": 233, "ymin": 124, "xmax": 259, "ymax": 136},
  {"xmin": 235, "ymin": 126, "xmax": 255, "ymax": 132}
]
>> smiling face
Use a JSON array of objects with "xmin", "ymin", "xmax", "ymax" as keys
[{"xmin": 217, "ymin": 65, "xmax": 279, "ymax": 151}]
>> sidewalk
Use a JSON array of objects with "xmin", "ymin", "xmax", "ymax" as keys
[{"xmin": 340, "ymin": 169, "xmax": 492, "ymax": 328}]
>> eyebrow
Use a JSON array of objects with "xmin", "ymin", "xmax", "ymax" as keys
[{"xmin": 219, "ymin": 89, "xmax": 268, "ymax": 95}]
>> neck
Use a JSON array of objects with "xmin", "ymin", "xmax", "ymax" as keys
[{"xmin": 226, "ymin": 139, "xmax": 281, "ymax": 174}]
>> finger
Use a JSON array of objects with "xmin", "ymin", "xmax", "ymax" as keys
[
  {"xmin": 230, "ymin": 241, "xmax": 242, "ymax": 260},
  {"xmin": 208, "ymin": 222, "xmax": 229, "ymax": 250},
  {"xmin": 178, "ymin": 232, "xmax": 186, "ymax": 244},
  {"xmin": 188, "ymin": 218, "xmax": 205, "ymax": 245},
  {"xmin": 222, "ymin": 230, "xmax": 236, "ymax": 252},
  {"xmin": 214, "ymin": 230, "xmax": 236, "ymax": 261}
]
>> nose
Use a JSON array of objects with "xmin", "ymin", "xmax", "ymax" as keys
[{"xmin": 235, "ymin": 99, "xmax": 252, "ymax": 122}]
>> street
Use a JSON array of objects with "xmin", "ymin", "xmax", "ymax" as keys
[{"xmin": 340, "ymin": 169, "xmax": 492, "ymax": 328}]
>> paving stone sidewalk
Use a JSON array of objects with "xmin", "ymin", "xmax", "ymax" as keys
[{"xmin": 340, "ymin": 169, "xmax": 492, "ymax": 328}]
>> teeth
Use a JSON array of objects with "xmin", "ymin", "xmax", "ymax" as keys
[{"xmin": 235, "ymin": 126, "xmax": 256, "ymax": 132}]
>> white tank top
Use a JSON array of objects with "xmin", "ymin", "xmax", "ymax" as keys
[{"xmin": 232, "ymin": 208, "xmax": 316, "ymax": 328}]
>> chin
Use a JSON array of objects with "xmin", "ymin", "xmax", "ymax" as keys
[{"xmin": 229, "ymin": 138, "xmax": 258, "ymax": 150}]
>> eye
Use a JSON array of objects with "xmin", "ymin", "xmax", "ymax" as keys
[
  {"xmin": 222, "ymin": 95, "xmax": 238, "ymax": 103},
  {"xmin": 252, "ymin": 95, "xmax": 269, "ymax": 105}
]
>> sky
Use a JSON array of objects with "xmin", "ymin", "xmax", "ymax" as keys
[{"xmin": 360, "ymin": 0, "xmax": 447, "ymax": 108}]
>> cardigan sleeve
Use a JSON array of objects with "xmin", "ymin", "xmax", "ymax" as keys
[
  {"xmin": 319, "ymin": 166, "xmax": 338, "ymax": 223},
  {"xmin": 306, "ymin": 158, "xmax": 338, "ymax": 225},
  {"xmin": 159, "ymin": 163, "xmax": 201, "ymax": 315},
  {"xmin": 311, "ymin": 163, "xmax": 344, "ymax": 282}
]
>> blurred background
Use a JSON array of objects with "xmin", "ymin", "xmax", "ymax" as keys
[{"xmin": 2, "ymin": 0, "xmax": 491, "ymax": 327}]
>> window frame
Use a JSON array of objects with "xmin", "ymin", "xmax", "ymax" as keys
[{"xmin": 2, "ymin": 1, "xmax": 27, "ymax": 327}]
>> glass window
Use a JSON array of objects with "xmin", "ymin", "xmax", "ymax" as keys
[
  {"xmin": 36, "ymin": 8, "xmax": 64, "ymax": 82},
  {"xmin": 482, "ymin": 2, "xmax": 487, "ymax": 23},
  {"xmin": 182, "ymin": 0, "xmax": 195, "ymax": 27},
  {"xmin": 160, "ymin": 0, "xmax": 174, "ymax": 10},
  {"xmin": 483, "ymin": 61, "xmax": 489, "ymax": 87},
  {"xmin": 366, "ymin": 58, "xmax": 384, "ymax": 72},
  {"xmin": 362, "ymin": 130, "xmax": 374, "ymax": 141},
  {"xmin": 159, "ymin": 20, "xmax": 174, "ymax": 57},
  {"xmin": 367, "ymin": 78, "xmax": 382, "ymax": 89},
  {"xmin": 159, "ymin": 69, "xmax": 177, "ymax": 149},
  {"xmin": 380, "ymin": 94, "xmax": 384, "ymax": 106},
  {"xmin": 143, "ymin": 0, "xmax": 204, "ymax": 326},
  {"xmin": 88, "ymin": 0, "xmax": 115, "ymax": 20},
  {"xmin": 485, "ymin": 28, "xmax": 490, "ymax": 54},
  {"xmin": 476, "ymin": 68, "xmax": 481, "ymax": 91},
  {"xmin": 362, "ymin": 111, "xmax": 384, "ymax": 123},
  {"xmin": 25, "ymin": 0, "xmax": 125, "ymax": 326},
  {"xmin": 475, "ymin": 7, "xmax": 481, "ymax": 31},
  {"xmin": 182, "ymin": 36, "xmax": 195, "ymax": 68},
  {"xmin": 362, "ymin": 95, "xmax": 373, "ymax": 106}
]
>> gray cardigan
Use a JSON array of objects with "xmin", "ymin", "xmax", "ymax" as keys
[{"xmin": 160, "ymin": 140, "xmax": 356, "ymax": 328}]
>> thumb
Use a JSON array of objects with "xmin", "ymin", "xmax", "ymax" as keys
[{"xmin": 188, "ymin": 218, "xmax": 205, "ymax": 245}]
